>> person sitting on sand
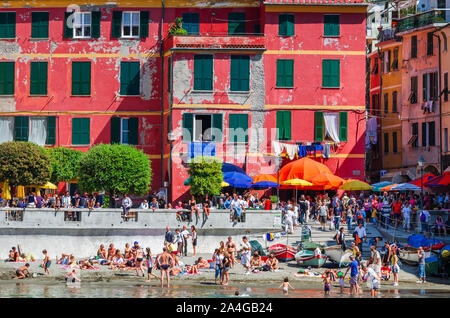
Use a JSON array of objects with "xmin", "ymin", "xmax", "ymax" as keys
[
  {"xmin": 196, "ymin": 257, "xmax": 210, "ymax": 269},
  {"xmin": 97, "ymin": 244, "xmax": 107, "ymax": 260},
  {"xmin": 41, "ymin": 250, "xmax": 51, "ymax": 275},
  {"xmin": 266, "ymin": 253, "xmax": 279, "ymax": 271},
  {"xmin": 56, "ymin": 253, "xmax": 72, "ymax": 265},
  {"xmin": 380, "ymin": 262, "xmax": 391, "ymax": 281},
  {"xmin": 65, "ymin": 269, "xmax": 81, "ymax": 283},
  {"xmin": 8, "ymin": 247, "xmax": 20, "ymax": 262},
  {"xmin": 78, "ymin": 259, "xmax": 94, "ymax": 270},
  {"xmin": 124, "ymin": 243, "xmax": 132, "ymax": 259},
  {"xmin": 185, "ymin": 264, "xmax": 199, "ymax": 275},
  {"xmin": 14, "ymin": 263, "xmax": 30, "ymax": 279},
  {"xmin": 110, "ymin": 250, "xmax": 125, "ymax": 270},
  {"xmin": 250, "ymin": 251, "xmax": 263, "ymax": 272},
  {"xmin": 107, "ymin": 244, "xmax": 116, "ymax": 261},
  {"xmin": 68, "ymin": 256, "xmax": 80, "ymax": 269}
]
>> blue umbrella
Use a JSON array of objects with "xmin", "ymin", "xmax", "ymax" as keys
[
  {"xmin": 223, "ymin": 172, "xmax": 253, "ymax": 188},
  {"xmin": 251, "ymin": 181, "xmax": 279, "ymax": 188},
  {"xmin": 222, "ymin": 163, "xmax": 246, "ymax": 174},
  {"xmin": 390, "ymin": 183, "xmax": 421, "ymax": 191},
  {"xmin": 371, "ymin": 181, "xmax": 394, "ymax": 191}
]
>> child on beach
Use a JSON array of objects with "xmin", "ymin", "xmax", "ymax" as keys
[
  {"xmin": 381, "ymin": 263, "xmax": 391, "ymax": 281},
  {"xmin": 323, "ymin": 272, "xmax": 331, "ymax": 295},
  {"xmin": 14, "ymin": 263, "xmax": 30, "ymax": 279},
  {"xmin": 279, "ymin": 277, "xmax": 294, "ymax": 295},
  {"xmin": 337, "ymin": 272, "xmax": 345, "ymax": 293},
  {"xmin": 65, "ymin": 269, "xmax": 81, "ymax": 283},
  {"xmin": 41, "ymin": 250, "xmax": 51, "ymax": 275}
]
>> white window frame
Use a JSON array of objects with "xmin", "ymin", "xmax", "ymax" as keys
[
  {"xmin": 193, "ymin": 114, "xmax": 213, "ymax": 142},
  {"xmin": 73, "ymin": 12, "xmax": 92, "ymax": 39},
  {"xmin": 120, "ymin": 118, "xmax": 130, "ymax": 145},
  {"xmin": 122, "ymin": 11, "xmax": 140, "ymax": 38}
]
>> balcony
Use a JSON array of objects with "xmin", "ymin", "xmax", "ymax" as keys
[
  {"xmin": 396, "ymin": 9, "xmax": 449, "ymax": 33},
  {"xmin": 163, "ymin": 33, "xmax": 266, "ymax": 53},
  {"xmin": 377, "ymin": 28, "xmax": 401, "ymax": 43}
]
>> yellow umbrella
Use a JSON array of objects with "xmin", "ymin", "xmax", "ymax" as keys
[
  {"xmin": 26, "ymin": 182, "xmax": 58, "ymax": 190},
  {"xmin": 221, "ymin": 181, "xmax": 230, "ymax": 187},
  {"xmin": 339, "ymin": 179, "xmax": 373, "ymax": 191},
  {"xmin": 281, "ymin": 179, "xmax": 314, "ymax": 186},
  {"xmin": 17, "ymin": 186, "xmax": 25, "ymax": 199},
  {"xmin": 2, "ymin": 181, "xmax": 11, "ymax": 200}
]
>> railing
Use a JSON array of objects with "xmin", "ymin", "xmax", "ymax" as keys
[
  {"xmin": 4, "ymin": 208, "xmax": 24, "ymax": 221},
  {"xmin": 378, "ymin": 28, "xmax": 401, "ymax": 43},
  {"xmin": 396, "ymin": 9, "xmax": 449, "ymax": 33},
  {"xmin": 64, "ymin": 210, "xmax": 81, "ymax": 222}
]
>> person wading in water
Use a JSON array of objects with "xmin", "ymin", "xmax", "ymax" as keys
[{"xmin": 157, "ymin": 247, "xmax": 174, "ymax": 288}]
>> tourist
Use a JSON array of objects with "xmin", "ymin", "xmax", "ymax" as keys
[
  {"xmin": 381, "ymin": 263, "xmax": 391, "ymax": 281},
  {"xmin": 139, "ymin": 200, "xmax": 149, "ymax": 209},
  {"xmin": 381, "ymin": 199, "xmax": 392, "ymax": 228},
  {"xmin": 65, "ymin": 269, "xmax": 81, "ymax": 283},
  {"xmin": 196, "ymin": 257, "xmax": 210, "ymax": 269},
  {"xmin": 97, "ymin": 244, "xmax": 107, "ymax": 260},
  {"xmin": 354, "ymin": 223, "xmax": 366, "ymax": 253},
  {"xmin": 393, "ymin": 199, "xmax": 402, "ymax": 229},
  {"xmin": 122, "ymin": 194, "xmax": 132, "ymax": 216},
  {"xmin": 221, "ymin": 252, "xmax": 231, "ymax": 286},
  {"xmin": 188, "ymin": 195, "xmax": 200, "ymax": 220},
  {"xmin": 27, "ymin": 192, "xmax": 36, "ymax": 208},
  {"xmin": 149, "ymin": 198, "xmax": 159, "ymax": 211},
  {"xmin": 346, "ymin": 202, "xmax": 354, "ymax": 231},
  {"xmin": 133, "ymin": 242, "xmax": 145, "ymax": 277},
  {"xmin": 145, "ymin": 247, "xmax": 159, "ymax": 282},
  {"xmin": 335, "ymin": 227, "xmax": 346, "ymax": 251},
  {"xmin": 369, "ymin": 245, "xmax": 382, "ymax": 276},
  {"xmin": 191, "ymin": 225, "xmax": 197, "ymax": 257},
  {"xmin": 159, "ymin": 196, "xmax": 167, "ymax": 209},
  {"xmin": 344, "ymin": 255, "xmax": 359, "ymax": 295},
  {"xmin": 107, "ymin": 244, "xmax": 116, "ymax": 261},
  {"xmin": 435, "ymin": 215, "xmax": 447, "ymax": 236},
  {"xmin": 299, "ymin": 195, "xmax": 307, "ymax": 224},
  {"xmin": 362, "ymin": 264, "xmax": 380, "ymax": 297},
  {"xmin": 284, "ymin": 208, "xmax": 294, "ymax": 234},
  {"xmin": 181, "ymin": 225, "xmax": 190, "ymax": 257},
  {"xmin": 157, "ymin": 247, "xmax": 174, "ymax": 288},
  {"xmin": 239, "ymin": 236, "xmax": 252, "ymax": 275},
  {"xmin": 213, "ymin": 249, "xmax": 224, "ymax": 285},
  {"xmin": 14, "ymin": 263, "xmax": 31, "ymax": 279},
  {"xmin": 323, "ymin": 271, "xmax": 331, "ymax": 295},
  {"xmin": 390, "ymin": 245, "xmax": 400, "ymax": 286},
  {"xmin": 279, "ymin": 277, "xmax": 294, "ymax": 295},
  {"xmin": 164, "ymin": 226, "xmax": 174, "ymax": 246},
  {"xmin": 337, "ymin": 272, "xmax": 345, "ymax": 294},
  {"xmin": 230, "ymin": 194, "xmax": 245, "ymax": 222},
  {"xmin": 174, "ymin": 228, "xmax": 183, "ymax": 257},
  {"xmin": 292, "ymin": 203, "xmax": 299, "ymax": 229},
  {"xmin": 420, "ymin": 210, "xmax": 430, "ymax": 233},
  {"xmin": 417, "ymin": 246, "xmax": 426, "ymax": 283},
  {"xmin": 250, "ymin": 251, "xmax": 263, "ymax": 272},
  {"xmin": 8, "ymin": 247, "xmax": 19, "ymax": 262},
  {"xmin": 402, "ymin": 201, "xmax": 412, "ymax": 230},
  {"xmin": 202, "ymin": 194, "xmax": 211, "ymax": 217},
  {"xmin": 226, "ymin": 236, "xmax": 237, "ymax": 268},
  {"xmin": 318, "ymin": 201, "xmax": 328, "ymax": 231},
  {"xmin": 41, "ymin": 249, "xmax": 51, "ymax": 275}
]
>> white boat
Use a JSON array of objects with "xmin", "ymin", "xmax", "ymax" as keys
[
  {"xmin": 398, "ymin": 247, "xmax": 431, "ymax": 265},
  {"xmin": 324, "ymin": 245, "xmax": 353, "ymax": 267}
]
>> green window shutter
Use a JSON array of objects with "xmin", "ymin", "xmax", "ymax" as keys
[
  {"xmin": 277, "ymin": 111, "xmax": 291, "ymax": 141},
  {"xmin": 0, "ymin": 12, "xmax": 16, "ymax": 38},
  {"xmin": 384, "ymin": 133, "xmax": 389, "ymax": 153},
  {"xmin": 64, "ymin": 12, "xmax": 73, "ymax": 38},
  {"xmin": 322, "ymin": 59, "xmax": 340, "ymax": 88},
  {"xmin": 194, "ymin": 55, "xmax": 213, "ymax": 91},
  {"xmin": 229, "ymin": 114, "xmax": 248, "ymax": 143},
  {"xmin": 230, "ymin": 55, "xmax": 249, "ymax": 92},
  {"xmin": 72, "ymin": 118, "xmax": 90, "ymax": 145},
  {"xmin": 182, "ymin": 113, "xmax": 193, "ymax": 142},
  {"xmin": 229, "ymin": 114, "xmax": 237, "ymax": 143},
  {"xmin": 112, "ymin": 11, "xmax": 122, "ymax": 38},
  {"xmin": 46, "ymin": 116, "xmax": 56, "ymax": 145},
  {"xmin": 339, "ymin": 111, "xmax": 348, "ymax": 142},
  {"xmin": 91, "ymin": 11, "xmax": 101, "ymax": 38},
  {"xmin": 120, "ymin": 61, "xmax": 140, "ymax": 95},
  {"xmin": 14, "ymin": 116, "xmax": 29, "ymax": 141},
  {"xmin": 315, "ymin": 111, "xmax": 324, "ymax": 141},
  {"xmin": 31, "ymin": 12, "xmax": 49, "ymax": 39},
  {"xmin": 128, "ymin": 117, "xmax": 139, "ymax": 145},
  {"xmin": 0, "ymin": 62, "xmax": 15, "ymax": 95},
  {"xmin": 30, "ymin": 61, "xmax": 48, "ymax": 95},
  {"xmin": 212, "ymin": 114, "xmax": 223, "ymax": 142},
  {"xmin": 276, "ymin": 59, "xmax": 293, "ymax": 88},
  {"xmin": 139, "ymin": 11, "xmax": 149, "ymax": 38},
  {"xmin": 423, "ymin": 73, "xmax": 428, "ymax": 102},
  {"xmin": 279, "ymin": 14, "xmax": 294, "ymax": 36},
  {"xmin": 324, "ymin": 15, "xmax": 340, "ymax": 36},
  {"xmin": 72, "ymin": 61, "xmax": 91, "ymax": 95},
  {"xmin": 110, "ymin": 117, "xmax": 121, "ymax": 144},
  {"xmin": 228, "ymin": 12, "xmax": 245, "ymax": 35}
]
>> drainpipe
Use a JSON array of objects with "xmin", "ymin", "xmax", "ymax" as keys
[
  {"xmin": 160, "ymin": 0, "xmax": 165, "ymax": 189},
  {"xmin": 432, "ymin": 29, "xmax": 443, "ymax": 173},
  {"xmin": 377, "ymin": 42, "xmax": 383, "ymax": 181},
  {"xmin": 169, "ymin": 50, "xmax": 174, "ymax": 203}
]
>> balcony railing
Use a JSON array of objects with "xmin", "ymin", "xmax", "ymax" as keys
[
  {"xmin": 396, "ymin": 9, "xmax": 449, "ymax": 33},
  {"xmin": 378, "ymin": 28, "xmax": 401, "ymax": 43}
]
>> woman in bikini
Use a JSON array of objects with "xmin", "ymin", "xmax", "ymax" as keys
[
  {"xmin": 124, "ymin": 243, "xmax": 132, "ymax": 259},
  {"xmin": 250, "ymin": 251, "xmax": 263, "ymax": 272},
  {"xmin": 188, "ymin": 196, "xmax": 200, "ymax": 220},
  {"xmin": 202, "ymin": 194, "xmax": 211, "ymax": 217},
  {"xmin": 135, "ymin": 244, "xmax": 145, "ymax": 277},
  {"xmin": 196, "ymin": 257, "xmax": 210, "ymax": 269},
  {"xmin": 191, "ymin": 226, "xmax": 198, "ymax": 257},
  {"xmin": 225, "ymin": 237, "xmax": 237, "ymax": 268}
]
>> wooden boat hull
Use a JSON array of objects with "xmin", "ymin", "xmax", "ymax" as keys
[
  {"xmin": 295, "ymin": 251, "xmax": 327, "ymax": 267},
  {"xmin": 399, "ymin": 247, "xmax": 431, "ymax": 265},
  {"xmin": 324, "ymin": 246, "xmax": 353, "ymax": 267},
  {"xmin": 269, "ymin": 244, "xmax": 296, "ymax": 262}
]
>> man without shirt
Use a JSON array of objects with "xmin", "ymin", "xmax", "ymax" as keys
[
  {"xmin": 157, "ymin": 247, "xmax": 174, "ymax": 288},
  {"xmin": 226, "ymin": 236, "xmax": 237, "ymax": 268}
]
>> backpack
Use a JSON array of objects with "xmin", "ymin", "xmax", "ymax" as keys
[
  {"xmin": 420, "ymin": 212, "xmax": 426, "ymax": 222},
  {"xmin": 356, "ymin": 210, "xmax": 363, "ymax": 219}
]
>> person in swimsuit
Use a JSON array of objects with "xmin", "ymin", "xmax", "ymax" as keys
[
  {"xmin": 42, "ymin": 249, "xmax": 51, "ymax": 275},
  {"xmin": 266, "ymin": 253, "xmax": 279, "ymax": 271},
  {"xmin": 279, "ymin": 277, "xmax": 294, "ymax": 295},
  {"xmin": 145, "ymin": 248, "xmax": 159, "ymax": 282},
  {"xmin": 323, "ymin": 271, "xmax": 331, "ymax": 295},
  {"xmin": 124, "ymin": 243, "xmax": 131, "ymax": 259},
  {"xmin": 65, "ymin": 269, "xmax": 81, "ymax": 283},
  {"xmin": 157, "ymin": 247, "xmax": 174, "ymax": 288},
  {"xmin": 188, "ymin": 196, "xmax": 200, "ymax": 220},
  {"xmin": 97, "ymin": 244, "xmax": 107, "ymax": 260},
  {"xmin": 250, "ymin": 251, "xmax": 263, "ymax": 272},
  {"xmin": 196, "ymin": 257, "xmax": 210, "ymax": 269},
  {"xmin": 191, "ymin": 225, "xmax": 198, "ymax": 257},
  {"xmin": 221, "ymin": 253, "xmax": 231, "ymax": 285},
  {"xmin": 8, "ymin": 247, "xmax": 19, "ymax": 262},
  {"xmin": 107, "ymin": 244, "xmax": 116, "ymax": 261},
  {"xmin": 133, "ymin": 242, "xmax": 145, "ymax": 277},
  {"xmin": 202, "ymin": 194, "xmax": 211, "ymax": 217},
  {"xmin": 225, "ymin": 237, "xmax": 237, "ymax": 268},
  {"xmin": 14, "ymin": 263, "xmax": 30, "ymax": 279}
]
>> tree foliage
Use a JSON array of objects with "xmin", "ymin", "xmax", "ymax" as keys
[
  {"xmin": 0, "ymin": 141, "xmax": 50, "ymax": 186},
  {"xmin": 46, "ymin": 147, "xmax": 83, "ymax": 183},
  {"xmin": 78, "ymin": 144, "xmax": 152, "ymax": 196},
  {"xmin": 188, "ymin": 156, "xmax": 223, "ymax": 197}
]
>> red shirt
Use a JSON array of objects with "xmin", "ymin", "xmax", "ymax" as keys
[
  {"xmin": 393, "ymin": 202, "xmax": 402, "ymax": 214},
  {"xmin": 264, "ymin": 199, "xmax": 271, "ymax": 210}
]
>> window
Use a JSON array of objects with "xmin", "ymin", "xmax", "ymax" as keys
[
  {"xmin": 46, "ymin": 116, "xmax": 56, "ymax": 145},
  {"xmin": 445, "ymin": 128, "xmax": 448, "ymax": 153},
  {"xmin": 72, "ymin": 61, "xmax": 91, "ymax": 95},
  {"xmin": 11, "ymin": 116, "xmax": 55, "ymax": 145},
  {"xmin": 228, "ymin": 12, "xmax": 245, "ymax": 35},
  {"xmin": 120, "ymin": 61, "xmax": 140, "ymax": 95},
  {"xmin": 324, "ymin": 15, "xmax": 339, "ymax": 37},
  {"xmin": 384, "ymin": 133, "xmax": 389, "ymax": 153},
  {"xmin": 110, "ymin": 117, "xmax": 139, "ymax": 145},
  {"xmin": 73, "ymin": 12, "xmax": 91, "ymax": 38},
  {"xmin": 229, "ymin": 113, "xmax": 248, "ymax": 143},
  {"xmin": 422, "ymin": 121, "xmax": 436, "ymax": 147},
  {"xmin": 0, "ymin": 62, "xmax": 14, "ymax": 95},
  {"xmin": 411, "ymin": 123, "xmax": 418, "ymax": 148},
  {"xmin": 444, "ymin": 72, "xmax": 448, "ymax": 102},
  {"xmin": 31, "ymin": 12, "xmax": 49, "ymax": 39},
  {"xmin": 423, "ymin": 72, "xmax": 439, "ymax": 101},
  {"xmin": 72, "ymin": 118, "xmax": 90, "ymax": 145},
  {"xmin": 279, "ymin": 14, "xmax": 294, "ymax": 36},
  {"xmin": 411, "ymin": 35, "xmax": 417, "ymax": 58},
  {"xmin": 441, "ymin": 31, "xmax": 447, "ymax": 52},
  {"xmin": 371, "ymin": 58, "xmax": 378, "ymax": 74},
  {"xmin": 182, "ymin": 113, "xmax": 222, "ymax": 142},
  {"xmin": 122, "ymin": 12, "xmax": 140, "ymax": 37},
  {"xmin": 430, "ymin": 72, "xmax": 438, "ymax": 100},
  {"xmin": 276, "ymin": 59, "xmax": 294, "ymax": 88},
  {"xmin": 384, "ymin": 50, "xmax": 391, "ymax": 73},
  {"xmin": 392, "ymin": 91, "xmax": 398, "ymax": 113},
  {"xmin": 384, "ymin": 93, "xmax": 388, "ymax": 113},
  {"xmin": 0, "ymin": 12, "xmax": 15, "ymax": 38},
  {"xmin": 182, "ymin": 13, "xmax": 199, "ymax": 35},
  {"xmin": 314, "ymin": 111, "xmax": 347, "ymax": 142},
  {"xmin": 30, "ymin": 61, "xmax": 47, "ymax": 95},
  {"xmin": 230, "ymin": 55, "xmax": 249, "ymax": 92},
  {"xmin": 410, "ymin": 76, "xmax": 418, "ymax": 104},
  {"xmin": 111, "ymin": 11, "xmax": 149, "ymax": 38},
  {"xmin": 277, "ymin": 111, "xmax": 291, "ymax": 141},
  {"xmin": 427, "ymin": 32, "xmax": 433, "ymax": 56},
  {"xmin": 64, "ymin": 11, "xmax": 100, "ymax": 39},
  {"xmin": 14, "ymin": 116, "xmax": 29, "ymax": 141},
  {"xmin": 322, "ymin": 59, "xmax": 340, "ymax": 88},
  {"xmin": 194, "ymin": 55, "xmax": 213, "ymax": 91},
  {"xmin": 392, "ymin": 47, "xmax": 399, "ymax": 70},
  {"xmin": 339, "ymin": 112, "xmax": 348, "ymax": 142},
  {"xmin": 392, "ymin": 131, "xmax": 398, "ymax": 153}
]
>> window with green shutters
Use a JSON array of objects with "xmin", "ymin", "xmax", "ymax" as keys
[
  {"xmin": 276, "ymin": 111, "xmax": 291, "ymax": 141},
  {"xmin": 0, "ymin": 62, "xmax": 14, "ymax": 95},
  {"xmin": 110, "ymin": 117, "xmax": 139, "ymax": 145},
  {"xmin": 14, "ymin": 116, "xmax": 29, "ymax": 141},
  {"xmin": 212, "ymin": 114, "xmax": 223, "ymax": 142},
  {"xmin": 64, "ymin": 11, "xmax": 100, "ymax": 39},
  {"xmin": 229, "ymin": 114, "xmax": 248, "ymax": 143},
  {"xmin": 194, "ymin": 55, "xmax": 213, "ymax": 91},
  {"xmin": 322, "ymin": 59, "xmax": 340, "ymax": 88},
  {"xmin": 182, "ymin": 13, "xmax": 199, "ymax": 35},
  {"xmin": 279, "ymin": 14, "xmax": 294, "ymax": 36},
  {"xmin": 324, "ymin": 15, "xmax": 340, "ymax": 37},
  {"xmin": 0, "ymin": 12, "xmax": 16, "ymax": 38},
  {"xmin": 228, "ymin": 12, "xmax": 245, "ymax": 35},
  {"xmin": 230, "ymin": 55, "xmax": 250, "ymax": 92},
  {"xmin": 276, "ymin": 59, "xmax": 294, "ymax": 88},
  {"xmin": 120, "ymin": 61, "xmax": 140, "ymax": 95},
  {"xmin": 72, "ymin": 61, "xmax": 91, "ymax": 95},
  {"xmin": 72, "ymin": 118, "xmax": 90, "ymax": 145},
  {"xmin": 314, "ymin": 111, "xmax": 347, "ymax": 141},
  {"xmin": 46, "ymin": 116, "xmax": 56, "ymax": 145},
  {"xmin": 339, "ymin": 112, "xmax": 348, "ymax": 142},
  {"xmin": 31, "ymin": 12, "xmax": 49, "ymax": 39},
  {"xmin": 183, "ymin": 113, "xmax": 194, "ymax": 142},
  {"xmin": 315, "ymin": 111, "xmax": 324, "ymax": 141},
  {"xmin": 111, "ymin": 11, "xmax": 149, "ymax": 38},
  {"xmin": 30, "ymin": 61, "xmax": 48, "ymax": 95}
]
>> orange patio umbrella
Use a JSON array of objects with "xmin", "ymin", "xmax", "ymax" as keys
[
  {"xmin": 380, "ymin": 184, "xmax": 398, "ymax": 191},
  {"xmin": 252, "ymin": 174, "xmax": 278, "ymax": 184},
  {"xmin": 310, "ymin": 172, "xmax": 344, "ymax": 188},
  {"xmin": 278, "ymin": 157, "xmax": 332, "ymax": 183}
]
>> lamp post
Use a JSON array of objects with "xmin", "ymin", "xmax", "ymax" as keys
[{"xmin": 418, "ymin": 155, "xmax": 425, "ymax": 231}]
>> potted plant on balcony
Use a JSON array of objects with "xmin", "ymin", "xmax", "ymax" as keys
[{"xmin": 169, "ymin": 17, "xmax": 188, "ymax": 36}]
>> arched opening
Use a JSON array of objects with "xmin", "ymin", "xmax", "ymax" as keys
[{"xmin": 424, "ymin": 165, "xmax": 440, "ymax": 176}]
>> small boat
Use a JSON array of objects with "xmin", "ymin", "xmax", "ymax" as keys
[
  {"xmin": 324, "ymin": 245, "xmax": 353, "ymax": 267},
  {"xmin": 295, "ymin": 250, "xmax": 327, "ymax": 268},
  {"xmin": 398, "ymin": 247, "xmax": 431, "ymax": 265},
  {"xmin": 268, "ymin": 244, "xmax": 296, "ymax": 262}
]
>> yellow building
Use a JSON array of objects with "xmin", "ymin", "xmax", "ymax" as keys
[{"xmin": 377, "ymin": 29, "xmax": 403, "ymax": 181}]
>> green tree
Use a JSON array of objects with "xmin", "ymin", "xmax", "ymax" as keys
[
  {"xmin": 0, "ymin": 141, "xmax": 50, "ymax": 186},
  {"xmin": 46, "ymin": 147, "xmax": 83, "ymax": 183},
  {"xmin": 188, "ymin": 156, "xmax": 223, "ymax": 197},
  {"xmin": 78, "ymin": 144, "xmax": 152, "ymax": 196}
]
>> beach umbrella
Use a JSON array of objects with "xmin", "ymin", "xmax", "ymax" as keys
[
  {"xmin": 2, "ymin": 181, "xmax": 11, "ymax": 200},
  {"xmin": 16, "ymin": 186, "xmax": 25, "ymax": 199},
  {"xmin": 379, "ymin": 184, "xmax": 398, "ymax": 191},
  {"xmin": 339, "ymin": 179, "xmax": 372, "ymax": 191},
  {"xmin": 26, "ymin": 182, "xmax": 58, "ymax": 190},
  {"xmin": 223, "ymin": 172, "xmax": 253, "ymax": 188},
  {"xmin": 251, "ymin": 181, "xmax": 279, "ymax": 188},
  {"xmin": 278, "ymin": 157, "xmax": 332, "ymax": 183},
  {"xmin": 310, "ymin": 172, "xmax": 344, "ymax": 188},
  {"xmin": 221, "ymin": 181, "xmax": 230, "ymax": 187},
  {"xmin": 424, "ymin": 172, "xmax": 450, "ymax": 187},
  {"xmin": 221, "ymin": 162, "xmax": 245, "ymax": 174},
  {"xmin": 371, "ymin": 181, "xmax": 394, "ymax": 191},
  {"xmin": 281, "ymin": 179, "xmax": 313, "ymax": 187},
  {"xmin": 408, "ymin": 173, "xmax": 435, "ymax": 187},
  {"xmin": 390, "ymin": 183, "xmax": 421, "ymax": 191},
  {"xmin": 252, "ymin": 174, "xmax": 278, "ymax": 184}
]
